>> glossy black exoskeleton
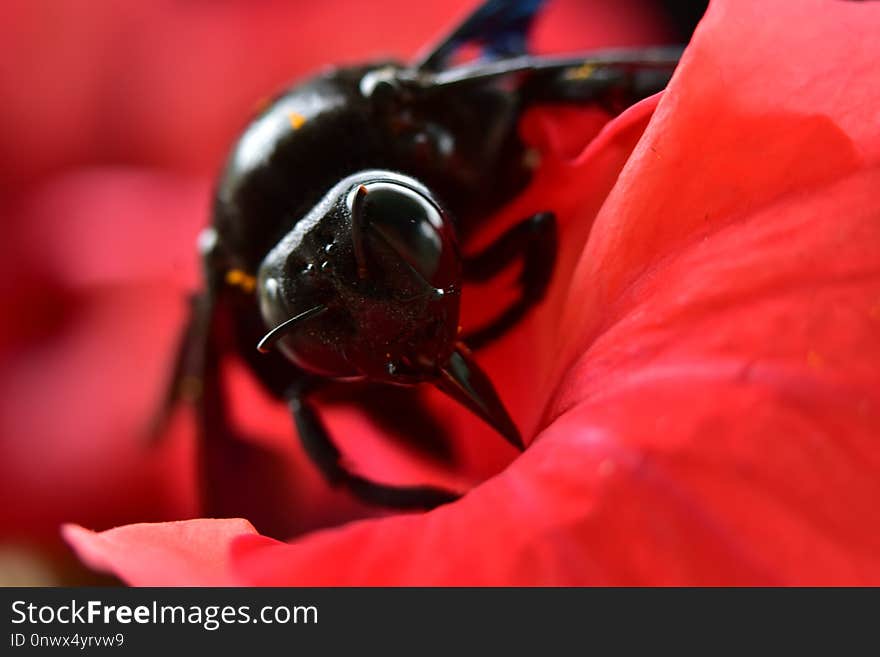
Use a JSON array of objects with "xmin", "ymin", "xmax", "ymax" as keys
[{"xmin": 157, "ymin": 0, "xmax": 682, "ymax": 510}]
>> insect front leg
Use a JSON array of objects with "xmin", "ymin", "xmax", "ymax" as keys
[
  {"xmin": 174, "ymin": 288, "xmax": 295, "ymax": 527},
  {"xmin": 151, "ymin": 231, "xmax": 279, "ymax": 518},
  {"xmin": 148, "ymin": 283, "xmax": 232, "ymax": 513},
  {"xmin": 461, "ymin": 210, "xmax": 557, "ymax": 350},
  {"xmin": 149, "ymin": 290, "xmax": 215, "ymax": 440},
  {"xmin": 151, "ymin": 226, "xmax": 232, "ymax": 439},
  {"xmin": 287, "ymin": 378, "xmax": 461, "ymax": 510}
]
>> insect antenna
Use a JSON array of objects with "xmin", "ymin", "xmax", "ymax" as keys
[{"xmin": 256, "ymin": 305, "xmax": 328, "ymax": 354}]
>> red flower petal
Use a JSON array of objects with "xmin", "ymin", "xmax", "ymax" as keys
[{"xmin": 62, "ymin": 519, "xmax": 257, "ymax": 586}]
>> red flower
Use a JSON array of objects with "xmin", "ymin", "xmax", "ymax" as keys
[
  {"xmin": 0, "ymin": 0, "xmax": 669, "ymax": 580},
  {"xmin": 59, "ymin": 0, "xmax": 880, "ymax": 585}
]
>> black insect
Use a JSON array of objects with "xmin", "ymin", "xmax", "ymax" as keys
[{"xmin": 156, "ymin": 0, "xmax": 681, "ymax": 510}]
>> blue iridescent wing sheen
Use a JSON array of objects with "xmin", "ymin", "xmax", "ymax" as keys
[
  {"xmin": 406, "ymin": 0, "xmax": 681, "ymax": 107},
  {"xmin": 412, "ymin": 0, "xmax": 548, "ymax": 72}
]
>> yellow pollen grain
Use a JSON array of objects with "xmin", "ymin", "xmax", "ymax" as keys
[
  {"xmin": 225, "ymin": 269, "xmax": 257, "ymax": 293},
  {"xmin": 806, "ymin": 349, "xmax": 824, "ymax": 369},
  {"xmin": 564, "ymin": 63, "xmax": 596, "ymax": 80},
  {"xmin": 288, "ymin": 112, "xmax": 307, "ymax": 130}
]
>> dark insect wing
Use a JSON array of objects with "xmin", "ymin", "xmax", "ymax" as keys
[
  {"xmin": 412, "ymin": 0, "xmax": 548, "ymax": 72},
  {"xmin": 404, "ymin": 0, "xmax": 681, "ymax": 109},
  {"xmin": 412, "ymin": 46, "xmax": 684, "ymax": 90},
  {"xmin": 408, "ymin": 46, "xmax": 683, "ymax": 112}
]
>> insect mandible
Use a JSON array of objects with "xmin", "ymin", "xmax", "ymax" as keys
[{"xmin": 155, "ymin": 0, "xmax": 682, "ymax": 510}]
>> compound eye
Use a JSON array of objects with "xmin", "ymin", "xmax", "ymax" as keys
[{"xmin": 347, "ymin": 181, "xmax": 457, "ymax": 288}]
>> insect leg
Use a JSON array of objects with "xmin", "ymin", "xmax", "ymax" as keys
[
  {"xmin": 461, "ymin": 210, "xmax": 556, "ymax": 350},
  {"xmin": 148, "ymin": 291, "xmax": 214, "ymax": 440},
  {"xmin": 147, "ymin": 283, "xmax": 235, "ymax": 514},
  {"xmin": 171, "ymin": 289, "xmax": 289, "ymax": 524},
  {"xmin": 287, "ymin": 379, "xmax": 462, "ymax": 510}
]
